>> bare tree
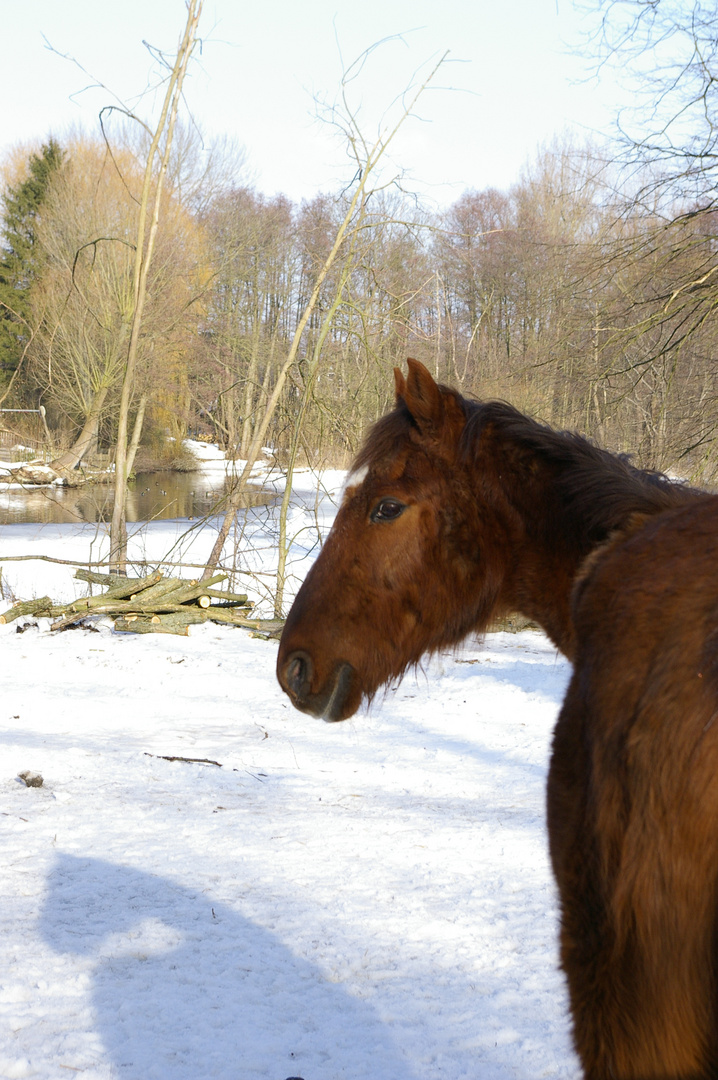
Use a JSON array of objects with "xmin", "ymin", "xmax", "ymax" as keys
[
  {"xmin": 201, "ymin": 47, "xmax": 449, "ymax": 586},
  {"xmin": 586, "ymin": 0, "xmax": 718, "ymax": 204},
  {"xmin": 194, "ymin": 188, "xmax": 297, "ymax": 455},
  {"xmin": 109, "ymin": 0, "xmax": 204, "ymax": 572},
  {"xmin": 575, "ymin": 2, "xmax": 718, "ymax": 472}
]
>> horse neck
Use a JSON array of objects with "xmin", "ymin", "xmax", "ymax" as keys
[
  {"xmin": 474, "ymin": 425, "xmax": 688, "ymax": 660},
  {"xmin": 497, "ymin": 488, "xmax": 586, "ymax": 659}
]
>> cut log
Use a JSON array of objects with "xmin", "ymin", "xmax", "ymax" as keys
[
  {"xmin": 51, "ymin": 595, "xmax": 134, "ymax": 618},
  {"xmin": 114, "ymin": 616, "xmax": 187, "ymax": 635},
  {"xmin": 171, "ymin": 573, "xmax": 228, "ymax": 606},
  {"xmin": 46, "ymin": 604, "xmax": 79, "ymax": 618},
  {"xmin": 114, "ymin": 611, "xmax": 207, "ymax": 635},
  {"xmin": 245, "ymin": 618, "xmax": 285, "ymax": 634},
  {"xmin": 125, "ymin": 578, "xmax": 194, "ymax": 605},
  {"xmin": 203, "ymin": 588, "xmax": 250, "ymax": 604},
  {"xmin": 105, "ymin": 570, "xmax": 163, "ymax": 599},
  {"xmin": 49, "ymin": 598, "xmax": 227, "ymax": 627},
  {"xmin": 75, "ymin": 569, "xmax": 127, "ymax": 587},
  {"xmin": 487, "ymin": 613, "xmax": 540, "ymax": 633},
  {"xmin": 49, "ymin": 599, "xmax": 151, "ymax": 630},
  {"xmin": 155, "ymin": 611, "xmax": 207, "ymax": 631},
  {"xmin": 0, "ymin": 597, "xmax": 53, "ymax": 624},
  {"xmin": 74, "ymin": 569, "xmax": 163, "ymax": 598},
  {"xmin": 199, "ymin": 608, "xmax": 284, "ymax": 632}
]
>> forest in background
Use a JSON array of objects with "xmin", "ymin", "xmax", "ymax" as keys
[{"xmin": 1, "ymin": 0, "xmax": 717, "ymax": 494}]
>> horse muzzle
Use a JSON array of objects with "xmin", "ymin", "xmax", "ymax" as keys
[{"xmin": 277, "ymin": 650, "xmax": 358, "ymax": 722}]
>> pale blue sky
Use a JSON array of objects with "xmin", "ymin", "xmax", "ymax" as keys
[{"xmin": 2, "ymin": 0, "xmax": 622, "ymax": 204}]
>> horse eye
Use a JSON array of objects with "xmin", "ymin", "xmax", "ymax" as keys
[{"xmin": 370, "ymin": 498, "xmax": 407, "ymax": 523}]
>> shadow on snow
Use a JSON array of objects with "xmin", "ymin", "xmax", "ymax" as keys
[{"xmin": 40, "ymin": 853, "xmax": 420, "ymax": 1080}]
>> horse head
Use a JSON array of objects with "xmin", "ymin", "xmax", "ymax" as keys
[{"xmin": 276, "ymin": 359, "xmax": 510, "ymax": 720}]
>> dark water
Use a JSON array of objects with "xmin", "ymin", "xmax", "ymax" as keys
[{"xmin": 0, "ymin": 470, "xmax": 275, "ymax": 526}]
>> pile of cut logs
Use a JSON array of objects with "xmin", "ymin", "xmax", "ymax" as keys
[{"xmin": 0, "ymin": 569, "xmax": 284, "ymax": 637}]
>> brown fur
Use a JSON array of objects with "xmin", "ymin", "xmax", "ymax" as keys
[{"xmin": 277, "ymin": 359, "xmax": 715, "ymax": 1077}]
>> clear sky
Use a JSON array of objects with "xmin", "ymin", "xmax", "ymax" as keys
[{"xmin": 2, "ymin": 0, "xmax": 621, "ymax": 206}]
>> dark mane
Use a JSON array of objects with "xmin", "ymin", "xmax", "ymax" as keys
[
  {"xmin": 355, "ymin": 390, "xmax": 697, "ymax": 545},
  {"xmin": 463, "ymin": 400, "xmax": 698, "ymax": 542}
]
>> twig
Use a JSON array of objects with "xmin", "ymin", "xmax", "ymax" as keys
[{"xmin": 144, "ymin": 753, "xmax": 222, "ymax": 767}]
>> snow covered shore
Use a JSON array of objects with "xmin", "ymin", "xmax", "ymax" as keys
[{"xmin": 0, "ymin": 467, "xmax": 580, "ymax": 1079}]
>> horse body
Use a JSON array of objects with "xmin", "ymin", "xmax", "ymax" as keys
[
  {"xmin": 276, "ymin": 358, "xmax": 716, "ymax": 1078},
  {"xmin": 549, "ymin": 498, "xmax": 718, "ymax": 1078}
]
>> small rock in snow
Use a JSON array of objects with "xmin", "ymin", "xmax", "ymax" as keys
[{"xmin": 17, "ymin": 770, "xmax": 43, "ymax": 787}]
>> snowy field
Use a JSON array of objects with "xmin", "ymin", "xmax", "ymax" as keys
[{"xmin": 0, "ymin": 458, "xmax": 580, "ymax": 1079}]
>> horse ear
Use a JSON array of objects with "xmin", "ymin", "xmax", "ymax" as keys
[
  {"xmin": 394, "ymin": 366, "xmax": 407, "ymax": 403},
  {"xmin": 402, "ymin": 358, "xmax": 444, "ymax": 434}
]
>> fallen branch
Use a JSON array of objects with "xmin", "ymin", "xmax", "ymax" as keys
[{"xmin": 0, "ymin": 554, "xmax": 276, "ymax": 577}]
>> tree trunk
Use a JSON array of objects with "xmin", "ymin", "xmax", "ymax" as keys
[
  {"xmin": 51, "ymin": 385, "xmax": 109, "ymax": 472},
  {"xmin": 126, "ymin": 393, "xmax": 147, "ymax": 477},
  {"xmin": 239, "ymin": 324, "xmax": 262, "ymax": 456}
]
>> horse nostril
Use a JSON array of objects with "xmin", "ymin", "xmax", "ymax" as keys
[
  {"xmin": 287, "ymin": 656, "xmax": 305, "ymax": 691},
  {"xmin": 284, "ymin": 651, "xmax": 312, "ymax": 697}
]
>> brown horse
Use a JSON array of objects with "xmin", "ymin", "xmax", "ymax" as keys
[{"xmin": 277, "ymin": 358, "xmax": 718, "ymax": 1078}]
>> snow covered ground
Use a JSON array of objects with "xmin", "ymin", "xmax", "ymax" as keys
[{"xmin": 0, "ymin": 459, "xmax": 580, "ymax": 1079}]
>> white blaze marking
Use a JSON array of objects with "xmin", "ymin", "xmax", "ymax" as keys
[
  {"xmin": 343, "ymin": 463, "xmax": 368, "ymax": 495},
  {"xmin": 347, "ymin": 463, "xmax": 368, "ymax": 486}
]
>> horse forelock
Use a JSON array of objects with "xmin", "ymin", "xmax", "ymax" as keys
[{"xmin": 350, "ymin": 402, "xmax": 419, "ymax": 478}]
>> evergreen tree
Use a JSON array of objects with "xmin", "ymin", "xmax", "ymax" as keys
[{"xmin": 0, "ymin": 139, "xmax": 64, "ymax": 380}]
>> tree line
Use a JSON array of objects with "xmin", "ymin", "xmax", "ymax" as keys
[{"xmin": 1, "ymin": 0, "xmax": 717, "ymax": 488}]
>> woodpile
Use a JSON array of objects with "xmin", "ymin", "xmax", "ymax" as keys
[{"xmin": 0, "ymin": 569, "xmax": 284, "ymax": 637}]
